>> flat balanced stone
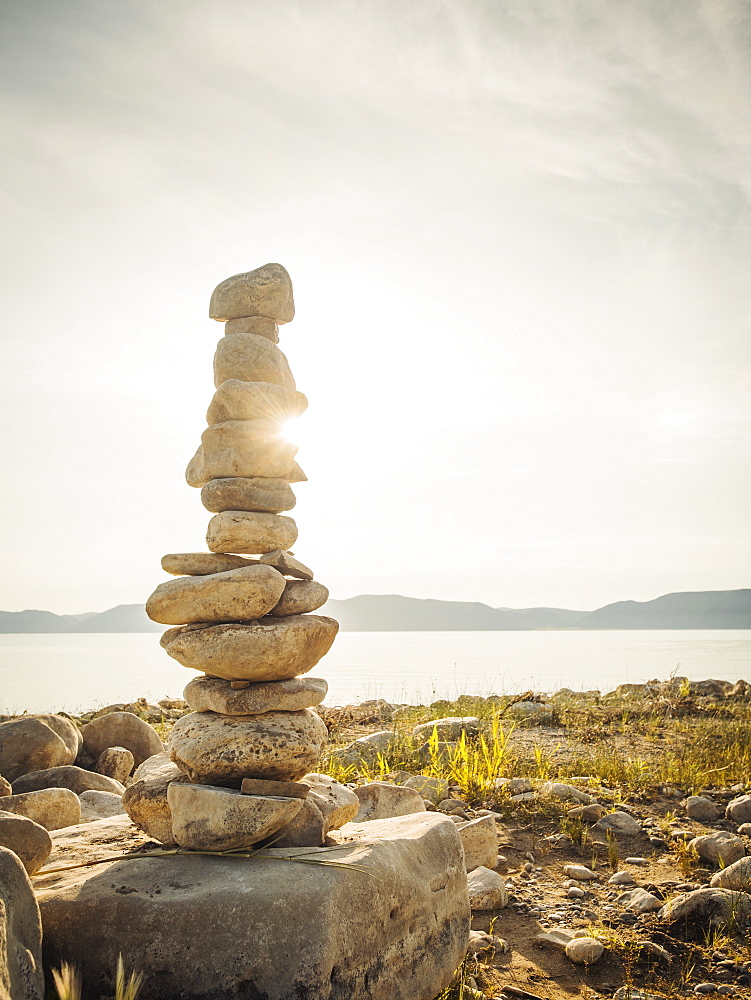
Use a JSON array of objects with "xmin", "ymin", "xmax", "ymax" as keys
[
  {"xmin": 224, "ymin": 316, "xmax": 279, "ymax": 341},
  {"xmin": 241, "ymin": 777, "xmax": 310, "ymax": 799},
  {"xmin": 122, "ymin": 753, "xmax": 184, "ymax": 845},
  {"xmin": 201, "ymin": 477, "xmax": 297, "ymax": 514},
  {"xmin": 271, "ymin": 580, "xmax": 329, "ymax": 617},
  {"xmin": 209, "ymin": 263, "xmax": 295, "ymax": 324},
  {"xmin": 168, "ymin": 783, "xmax": 302, "ymax": 851},
  {"xmin": 214, "ymin": 334, "xmax": 295, "ymax": 390},
  {"xmin": 161, "ymin": 615, "xmax": 338, "ymax": 682},
  {"xmin": 185, "ymin": 419, "xmax": 298, "ymax": 487},
  {"xmin": 37, "ymin": 812, "xmax": 469, "ymax": 1000},
  {"xmin": 206, "ymin": 511, "xmax": 298, "ymax": 554},
  {"xmin": 161, "ymin": 553, "xmax": 258, "ymax": 576},
  {"xmin": 184, "ymin": 675, "xmax": 328, "ymax": 715},
  {"xmin": 146, "ymin": 564, "xmax": 285, "ymax": 626},
  {"xmin": 169, "ymin": 710, "xmax": 328, "ymax": 784},
  {"xmin": 207, "ymin": 380, "xmax": 307, "ymax": 425},
  {"xmin": 259, "ymin": 549, "xmax": 313, "ymax": 580}
]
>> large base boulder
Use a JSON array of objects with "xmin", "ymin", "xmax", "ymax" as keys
[
  {"xmin": 37, "ymin": 812, "xmax": 469, "ymax": 1000},
  {"xmin": 0, "ymin": 846, "xmax": 44, "ymax": 999}
]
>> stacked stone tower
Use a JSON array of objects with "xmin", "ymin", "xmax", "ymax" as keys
[{"xmin": 144, "ymin": 263, "xmax": 340, "ymax": 850}]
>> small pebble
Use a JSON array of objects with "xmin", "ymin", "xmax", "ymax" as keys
[
  {"xmin": 567, "ymin": 887, "xmax": 585, "ymax": 899},
  {"xmin": 694, "ymin": 985, "xmax": 716, "ymax": 995},
  {"xmin": 625, "ymin": 857, "xmax": 648, "ymax": 865}
]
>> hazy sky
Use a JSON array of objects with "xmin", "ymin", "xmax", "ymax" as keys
[{"xmin": 1, "ymin": 0, "xmax": 750, "ymax": 614}]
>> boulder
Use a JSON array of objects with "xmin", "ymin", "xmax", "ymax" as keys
[
  {"xmin": 206, "ymin": 380, "xmax": 306, "ymax": 425},
  {"xmin": 168, "ymin": 783, "xmax": 302, "ymax": 851},
  {"xmin": 565, "ymin": 937, "xmax": 605, "ymax": 966},
  {"xmin": 79, "ymin": 791, "xmax": 126, "ymax": 822},
  {"xmin": 39, "ymin": 812, "xmax": 469, "ymax": 1000},
  {"xmin": 209, "ymin": 263, "xmax": 295, "ymax": 324},
  {"xmin": 267, "ymin": 797, "xmax": 326, "ymax": 847},
  {"xmin": 146, "ymin": 563, "xmax": 286, "ymax": 625},
  {"xmin": 412, "ymin": 717, "xmax": 479, "ymax": 740},
  {"xmin": 270, "ymin": 580, "xmax": 329, "ymax": 617},
  {"xmin": 0, "ymin": 845, "xmax": 44, "ymax": 1000},
  {"xmin": 0, "ymin": 788, "xmax": 80, "ymax": 831},
  {"xmin": 224, "ymin": 316, "xmax": 279, "ymax": 341},
  {"xmin": 659, "ymin": 887, "xmax": 751, "ymax": 935},
  {"xmin": 539, "ymin": 782, "xmax": 593, "ymax": 804},
  {"xmin": 94, "ymin": 746, "xmax": 134, "ymax": 784},
  {"xmin": 206, "ymin": 510, "xmax": 298, "ymax": 555},
  {"xmin": 0, "ymin": 812, "xmax": 51, "ymax": 875},
  {"xmin": 81, "ymin": 712, "xmax": 163, "ymax": 768},
  {"xmin": 12, "ymin": 766, "xmax": 124, "ymax": 797},
  {"xmin": 403, "ymin": 775, "xmax": 449, "ymax": 806},
  {"xmin": 0, "ymin": 718, "xmax": 72, "ymax": 782},
  {"xmin": 201, "ymin": 476, "xmax": 297, "ymax": 514},
  {"xmin": 28, "ymin": 715, "xmax": 81, "ymax": 760},
  {"xmin": 592, "ymin": 811, "xmax": 642, "ymax": 838},
  {"xmin": 259, "ymin": 549, "xmax": 313, "ymax": 580},
  {"xmin": 563, "ymin": 864, "xmax": 598, "ymax": 881},
  {"xmin": 336, "ymin": 731, "xmax": 398, "ymax": 766},
  {"xmin": 185, "ymin": 419, "xmax": 298, "ymax": 488},
  {"xmin": 122, "ymin": 753, "xmax": 184, "ymax": 845},
  {"xmin": 302, "ymin": 774, "xmax": 359, "ymax": 832},
  {"xmin": 466, "ymin": 866, "xmax": 507, "ymax": 910},
  {"xmin": 184, "ymin": 675, "xmax": 328, "ymax": 716},
  {"xmin": 169, "ymin": 710, "xmax": 328, "ymax": 784},
  {"xmin": 161, "ymin": 552, "xmax": 258, "ymax": 576},
  {"xmin": 727, "ymin": 794, "xmax": 751, "ymax": 825},
  {"xmin": 710, "ymin": 856, "xmax": 751, "ymax": 891},
  {"xmin": 683, "ymin": 795, "xmax": 719, "ymax": 822},
  {"xmin": 457, "ymin": 816, "xmax": 498, "ymax": 872},
  {"xmin": 161, "ymin": 615, "xmax": 338, "ymax": 682},
  {"xmin": 353, "ymin": 782, "xmax": 426, "ymax": 823},
  {"xmin": 614, "ymin": 888, "xmax": 662, "ymax": 913},
  {"xmin": 690, "ymin": 831, "xmax": 746, "ymax": 867},
  {"xmin": 567, "ymin": 803, "xmax": 606, "ymax": 823},
  {"xmin": 213, "ymin": 334, "xmax": 295, "ymax": 390}
]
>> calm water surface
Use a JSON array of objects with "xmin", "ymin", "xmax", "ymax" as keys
[{"xmin": 0, "ymin": 630, "xmax": 749, "ymax": 714}]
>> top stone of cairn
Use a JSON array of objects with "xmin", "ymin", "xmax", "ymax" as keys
[{"xmin": 209, "ymin": 263, "xmax": 295, "ymax": 324}]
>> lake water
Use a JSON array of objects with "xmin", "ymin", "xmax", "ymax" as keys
[{"xmin": 0, "ymin": 630, "xmax": 749, "ymax": 714}]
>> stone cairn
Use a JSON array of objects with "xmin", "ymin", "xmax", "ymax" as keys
[{"xmin": 142, "ymin": 263, "xmax": 344, "ymax": 851}]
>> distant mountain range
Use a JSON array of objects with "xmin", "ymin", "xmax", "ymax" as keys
[{"xmin": 0, "ymin": 589, "xmax": 748, "ymax": 633}]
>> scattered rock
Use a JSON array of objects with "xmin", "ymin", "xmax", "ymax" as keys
[
  {"xmin": 534, "ymin": 928, "xmax": 575, "ymax": 951},
  {"xmin": 353, "ymin": 782, "xmax": 426, "ymax": 823},
  {"xmin": 0, "ymin": 845, "xmax": 44, "ymax": 1000},
  {"xmin": 169, "ymin": 710, "xmax": 329, "ymax": 784},
  {"xmin": 710, "ymin": 856, "xmax": 751, "ymax": 891},
  {"xmin": 303, "ymin": 773, "xmax": 359, "ymax": 832},
  {"xmin": 0, "ymin": 811, "xmax": 52, "ymax": 875},
  {"xmin": 457, "ymin": 816, "xmax": 498, "ymax": 872},
  {"xmin": 12, "ymin": 766, "xmax": 124, "ymax": 797},
  {"xmin": 608, "ymin": 870, "xmax": 637, "ymax": 885},
  {"xmin": 122, "ymin": 753, "xmax": 184, "ymax": 844},
  {"xmin": 81, "ymin": 712, "xmax": 163, "ymax": 768},
  {"xmin": 726, "ymin": 794, "xmax": 751, "ymax": 825},
  {"xmin": 0, "ymin": 788, "xmax": 80, "ymax": 831},
  {"xmin": 592, "ymin": 811, "xmax": 643, "ymax": 838},
  {"xmin": 94, "ymin": 746, "xmax": 134, "ymax": 784},
  {"xmin": 403, "ymin": 775, "xmax": 450, "ymax": 806},
  {"xmin": 508, "ymin": 701, "xmax": 554, "ymax": 722},
  {"xmin": 467, "ymin": 930, "xmax": 508, "ymax": 956},
  {"xmin": 167, "ymin": 783, "xmax": 302, "ymax": 850},
  {"xmin": 690, "ymin": 831, "xmax": 746, "ymax": 867},
  {"xmin": 539, "ymin": 781, "xmax": 593, "ymax": 804},
  {"xmin": 184, "ymin": 674, "xmax": 328, "ymax": 715},
  {"xmin": 412, "ymin": 717, "xmax": 479, "ymax": 740},
  {"xmin": 78, "ymin": 790, "xmax": 126, "ymax": 822},
  {"xmin": 659, "ymin": 887, "xmax": 751, "ymax": 934},
  {"xmin": 684, "ymin": 795, "xmax": 719, "ymax": 822},
  {"xmin": 567, "ymin": 803, "xmax": 606, "ymax": 822},
  {"xmin": 565, "ymin": 936, "xmax": 605, "ymax": 965},
  {"xmin": 467, "ymin": 865, "xmax": 507, "ymax": 910},
  {"xmin": 615, "ymin": 887, "xmax": 663, "ymax": 913},
  {"xmin": 0, "ymin": 718, "xmax": 73, "ymax": 782},
  {"xmin": 563, "ymin": 863, "xmax": 598, "ymax": 881},
  {"xmin": 161, "ymin": 615, "xmax": 338, "ymax": 682}
]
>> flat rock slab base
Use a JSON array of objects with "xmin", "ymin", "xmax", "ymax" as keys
[{"xmin": 37, "ymin": 812, "xmax": 469, "ymax": 1000}]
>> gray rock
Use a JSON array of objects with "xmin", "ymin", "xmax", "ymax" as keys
[
  {"xmin": 726, "ymin": 794, "xmax": 751, "ymax": 825},
  {"xmin": 565, "ymin": 937, "xmax": 605, "ymax": 965},
  {"xmin": 0, "ymin": 811, "xmax": 51, "ymax": 875},
  {"xmin": 201, "ymin": 476, "xmax": 297, "ymax": 514},
  {"xmin": 466, "ymin": 865, "xmax": 507, "ymax": 910},
  {"xmin": 209, "ymin": 263, "xmax": 295, "ymax": 324},
  {"xmin": 412, "ymin": 717, "xmax": 479, "ymax": 740},
  {"xmin": 94, "ymin": 746, "xmax": 134, "ymax": 784},
  {"xmin": 403, "ymin": 775, "xmax": 450, "ymax": 806},
  {"xmin": 592, "ymin": 811, "xmax": 642, "ymax": 838},
  {"xmin": 615, "ymin": 887, "xmax": 662, "ymax": 913},
  {"xmin": 39, "ymin": 812, "xmax": 469, "ymax": 1000},
  {"xmin": 12, "ymin": 766, "xmax": 124, "ymax": 797},
  {"xmin": 213, "ymin": 334, "xmax": 295, "ymax": 390},
  {"xmin": 169, "ymin": 710, "xmax": 328, "ymax": 784},
  {"xmin": 353, "ymin": 782, "xmax": 426, "ymax": 823},
  {"xmin": 534, "ymin": 928, "xmax": 575, "ymax": 951},
  {"xmin": 0, "ymin": 718, "xmax": 72, "ymax": 782},
  {"xmin": 608, "ymin": 870, "xmax": 636, "ymax": 885},
  {"xmin": 270, "ymin": 580, "xmax": 329, "ymax": 617},
  {"xmin": 659, "ymin": 887, "xmax": 751, "ymax": 934},
  {"xmin": 0, "ymin": 845, "xmax": 44, "ymax": 999},
  {"xmin": 684, "ymin": 795, "xmax": 719, "ymax": 822},
  {"xmin": 710, "ymin": 855, "xmax": 751, "ymax": 891},
  {"xmin": 690, "ymin": 831, "xmax": 746, "ymax": 867},
  {"xmin": 539, "ymin": 781, "xmax": 593, "ymax": 804},
  {"xmin": 167, "ymin": 783, "xmax": 302, "ymax": 851},
  {"xmin": 563, "ymin": 864, "xmax": 598, "ymax": 881},
  {"xmin": 122, "ymin": 753, "xmax": 183, "ymax": 844},
  {"xmin": 184, "ymin": 675, "xmax": 328, "ymax": 716},
  {"xmin": 146, "ymin": 563, "xmax": 286, "ymax": 625},
  {"xmin": 78, "ymin": 790, "xmax": 126, "ymax": 822},
  {"xmin": 161, "ymin": 615, "xmax": 338, "ymax": 683},
  {"xmin": 81, "ymin": 712, "xmax": 163, "ymax": 768},
  {"xmin": 508, "ymin": 701, "xmax": 554, "ymax": 722},
  {"xmin": 335, "ymin": 730, "xmax": 398, "ymax": 765},
  {"xmin": 0, "ymin": 788, "xmax": 80, "ymax": 831}
]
